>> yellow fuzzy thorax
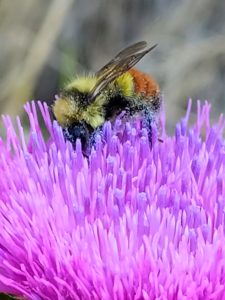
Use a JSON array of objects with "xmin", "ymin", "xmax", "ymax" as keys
[
  {"xmin": 66, "ymin": 75, "xmax": 98, "ymax": 92},
  {"xmin": 53, "ymin": 72, "xmax": 134, "ymax": 129},
  {"xmin": 66, "ymin": 72, "xmax": 134, "ymax": 96}
]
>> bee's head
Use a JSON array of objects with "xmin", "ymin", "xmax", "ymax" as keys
[
  {"xmin": 63, "ymin": 121, "xmax": 92, "ymax": 151},
  {"xmin": 52, "ymin": 89, "xmax": 93, "ymax": 151}
]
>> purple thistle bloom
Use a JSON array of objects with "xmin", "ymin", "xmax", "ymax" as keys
[{"xmin": 0, "ymin": 100, "xmax": 225, "ymax": 299}]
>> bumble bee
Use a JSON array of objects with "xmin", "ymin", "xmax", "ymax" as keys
[{"xmin": 53, "ymin": 41, "xmax": 160, "ymax": 152}]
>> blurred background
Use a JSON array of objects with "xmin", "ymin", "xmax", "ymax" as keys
[{"xmin": 1, "ymin": 0, "xmax": 225, "ymax": 132}]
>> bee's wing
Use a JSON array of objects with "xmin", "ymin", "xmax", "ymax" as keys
[
  {"xmin": 89, "ymin": 42, "xmax": 157, "ymax": 101},
  {"xmin": 95, "ymin": 41, "xmax": 148, "ymax": 77}
]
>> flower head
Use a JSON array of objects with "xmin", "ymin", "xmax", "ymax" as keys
[{"xmin": 0, "ymin": 100, "xmax": 225, "ymax": 299}]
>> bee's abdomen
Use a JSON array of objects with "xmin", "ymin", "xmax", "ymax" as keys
[{"xmin": 128, "ymin": 68, "xmax": 160, "ymax": 99}]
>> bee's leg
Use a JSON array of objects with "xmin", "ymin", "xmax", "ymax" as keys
[
  {"xmin": 142, "ymin": 107, "xmax": 165, "ymax": 146},
  {"xmin": 142, "ymin": 109, "xmax": 155, "ymax": 146}
]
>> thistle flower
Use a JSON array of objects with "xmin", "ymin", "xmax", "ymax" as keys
[{"xmin": 0, "ymin": 100, "xmax": 225, "ymax": 299}]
